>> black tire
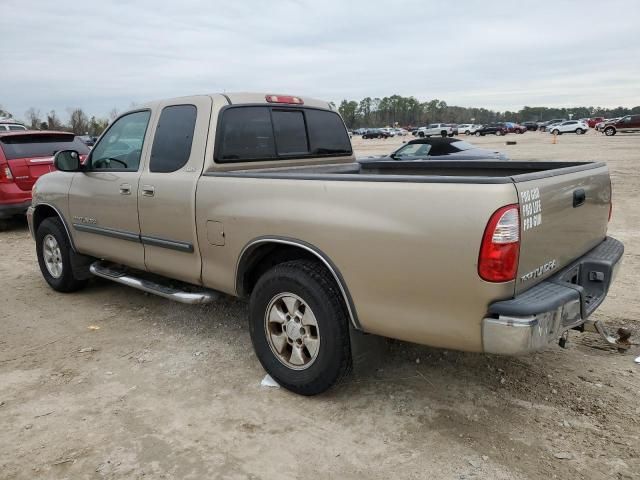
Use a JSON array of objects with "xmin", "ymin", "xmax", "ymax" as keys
[
  {"xmin": 475, "ymin": 131, "xmax": 481, "ymax": 136},
  {"xmin": 465, "ymin": 130, "xmax": 470, "ymax": 135},
  {"xmin": 575, "ymin": 128, "xmax": 584, "ymax": 135},
  {"xmin": 418, "ymin": 132, "xmax": 425, "ymax": 137},
  {"xmin": 604, "ymin": 127, "xmax": 616, "ymax": 136},
  {"xmin": 440, "ymin": 131, "xmax": 447, "ymax": 138},
  {"xmin": 249, "ymin": 260, "xmax": 352, "ymax": 396},
  {"xmin": 36, "ymin": 217, "xmax": 88, "ymax": 292}
]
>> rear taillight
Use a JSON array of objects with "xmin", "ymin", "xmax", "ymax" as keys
[
  {"xmin": 478, "ymin": 204, "xmax": 520, "ymax": 282},
  {"xmin": 0, "ymin": 160, "xmax": 13, "ymax": 183}
]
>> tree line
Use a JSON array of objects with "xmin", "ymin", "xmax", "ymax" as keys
[
  {"xmin": 337, "ymin": 95, "xmax": 640, "ymax": 129},
  {"xmin": 1, "ymin": 105, "xmax": 121, "ymax": 136},
  {"xmin": 3, "ymin": 98, "xmax": 640, "ymax": 134}
]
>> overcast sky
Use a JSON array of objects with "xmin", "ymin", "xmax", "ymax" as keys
[{"xmin": 2, "ymin": 0, "xmax": 639, "ymax": 121}]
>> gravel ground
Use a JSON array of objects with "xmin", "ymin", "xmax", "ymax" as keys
[{"xmin": 1, "ymin": 130, "xmax": 638, "ymax": 479}]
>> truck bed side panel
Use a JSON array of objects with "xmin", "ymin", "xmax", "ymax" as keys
[{"xmin": 196, "ymin": 177, "xmax": 517, "ymax": 352}]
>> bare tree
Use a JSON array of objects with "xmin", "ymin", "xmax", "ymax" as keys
[
  {"xmin": 109, "ymin": 108, "xmax": 119, "ymax": 121},
  {"xmin": 69, "ymin": 108, "xmax": 89, "ymax": 134},
  {"xmin": 25, "ymin": 108, "xmax": 41, "ymax": 130},
  {"xmin": 46, "ymin": 110, "xmax": 63, "ymax": 130}
]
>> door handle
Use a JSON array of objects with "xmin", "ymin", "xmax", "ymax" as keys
[
  {"xmin": 119, "ymin": 183, "xmax": 132, "ymax": 195},
  {"xmin": 142, "ymin": 185, "xmax": 155, "ymax": 197},
  {"xmin": 573, "ymin": 189, "xmax": 586, "ymax": 207}
]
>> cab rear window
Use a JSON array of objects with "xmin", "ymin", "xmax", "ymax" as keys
[
  {"xmin": 0, "ymin": 134, "xmax": 90, "ymax": 160},
  {"xmin": 217, "ymin": 106, "xmax": 351, "ymax": 163}
]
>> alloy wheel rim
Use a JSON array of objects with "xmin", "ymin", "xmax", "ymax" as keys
[
  {"xmin": 264, "ymin": 293, "xmax": 320, "ymax": 370},
  {"xmin": 42, "ymin": 234, "xmax": 63, "ymax": 278}
]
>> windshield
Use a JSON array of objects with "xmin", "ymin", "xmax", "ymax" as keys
[{"xmin": 393, "ymin": 143, "xmax": 432, "ymax": 158}]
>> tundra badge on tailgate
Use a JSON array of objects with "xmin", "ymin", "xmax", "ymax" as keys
[{"xmin": 520, "ymin": 259, "xmax": 557, "ymax": 282}]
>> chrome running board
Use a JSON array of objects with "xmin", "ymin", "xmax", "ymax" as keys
[{"xmin": 90, "ymin": 261, "xmax": 219, "ymax": 305}]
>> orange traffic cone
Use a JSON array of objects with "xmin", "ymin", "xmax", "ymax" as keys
[{"xmin": 552, "ymin": 132, "xmax": 557, "ymax": 144}]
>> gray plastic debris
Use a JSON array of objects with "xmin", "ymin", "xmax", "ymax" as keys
[{"xmin": 260, "ymin": 374, "xmax": 280, "ymax": 388}]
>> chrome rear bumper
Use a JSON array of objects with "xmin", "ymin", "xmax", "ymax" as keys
[{"xmin": 482, "ymin": 236, "xmax": 623, "ymax": 355}]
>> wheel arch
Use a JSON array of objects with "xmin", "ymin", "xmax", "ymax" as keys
[
  {"xmin": 236, "ymin": 237, "xmax": 361, "ymax": 330},
  {"xmin": 32, "ymin": 203, "xmax": 76, "ymax": 251}
]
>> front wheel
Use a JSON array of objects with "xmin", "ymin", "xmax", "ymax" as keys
[
  {"xmin": 36, "ymin": 217, "xmax": 88, "ymax": 292},
  {"xmin": 575, "ymin": 128, "xmax": 584, "ymax": 135},
  {"xmin": 496, "ymin": 130, "xmax": 503, "ymax": 136},
  {"xmin": 604, "ymin": 127, "xmax": 616, "ymax": 136},
  {"xmin": 440, "ymin": 132, "xmax": 447, "ymax": 138},
  {"xmin": 249, "ymin": 260, "xmax": 352, "ymax": 396},
  {"xmin": 475, "ymin": 131, "xmax": 481, "ymax": 136}
]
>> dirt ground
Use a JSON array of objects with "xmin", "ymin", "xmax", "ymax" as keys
[{"xmin": 1, "ymin": 130, "xmax": 639, "ymax": 480}]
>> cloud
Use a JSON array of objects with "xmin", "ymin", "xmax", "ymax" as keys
[{"xmin": 1, "ymin": 0, "xmax": 639, "ymax": 121}]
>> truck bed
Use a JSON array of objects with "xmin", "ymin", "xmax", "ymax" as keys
[{"xmin": 204, "ymin": 160, "xmax": 605, "ymax": 184}]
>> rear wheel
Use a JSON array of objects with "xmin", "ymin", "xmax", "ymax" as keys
[
  {"xmin": 604, "ymin": 127, "xmax": 616, "ymax": 136},
  {"xmin": 465, "ymin": 130, "xmax": 470, "ymax": 135},
  {"xmin": 496, "ymin": 130, "xmax": 503, "ymax": 136},
  {"xmin": 440, "ymin": 131, "xmax": 447, "ymax": 138},
  {"xmin": 475, "ymin": 131, "xmax": 481, "ymax": 136},
  {"xmin": 249, "ymin": 260, "xmax": 352, "ymax": 396},
  {"xmin": 36, "ymin": 217, "xmax": 88, "ymax": 292}
]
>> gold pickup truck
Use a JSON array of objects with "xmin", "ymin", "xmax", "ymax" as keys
[{"xmin": 27, "ymin": 93, "xmax": 623, "ymax": 395}]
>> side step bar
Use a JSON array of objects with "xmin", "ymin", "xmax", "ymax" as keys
[{"xmin": 89, "ymin": 261, "xmax": 219, "ymax": 305}]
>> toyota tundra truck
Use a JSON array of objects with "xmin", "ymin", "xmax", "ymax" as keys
[{"xmin": 27, "ymin": 92, "xmax": 623, "ymax": 396}]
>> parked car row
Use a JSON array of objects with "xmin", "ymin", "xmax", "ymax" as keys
[{"xmin": 358, "ymin": 127, "xmax": 409, "ymax": 138}]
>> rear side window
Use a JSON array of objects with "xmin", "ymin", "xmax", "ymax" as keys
[
  {"xmin": 150, "ymin": 105, "xmax": 197, "ymax": 172},
  {"xmin": 217, "ymin": 106, "xmax": 351, "ymax": 162},
  {"xmin": 0, "ymin": 134, "xmax": 90, "ymax": 160}
]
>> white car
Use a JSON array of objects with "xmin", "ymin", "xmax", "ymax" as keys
[
  {"xmin": 393, "ymin": 128, "xmax": 408, "ymax": 136},
  {"xmin": 457, "ymin": 124, "xmax": 480, "ymax": 135},
  {"xmin": 380, "ymin": 127, "xmax": 396, "ymax": 137},
  {"xmin": 416, "ymin": 123, "xmax": 454, "ymax": 138},
  {"xmin": 548, "ymin": 120, "xmax": 589, "ymax": 135},
  {"xmin": 0, "ymin": 121, "xmax": 27, "ymax": 132}
]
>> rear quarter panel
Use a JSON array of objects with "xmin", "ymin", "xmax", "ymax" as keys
[{"xmin": 196, "ymin": 177, "xmax": 518, "ymax": 352}]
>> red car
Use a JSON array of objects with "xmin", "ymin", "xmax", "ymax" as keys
[
  {"xmin": 587, "ymin": 117, "xmax": 604, "ymax": 128},
  {"xmin": 0, "ymin": 131, "xmax": 89, "ymax": 227}
]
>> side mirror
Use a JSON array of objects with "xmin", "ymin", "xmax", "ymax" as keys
[{"xmin": 54, "ymin": 150, "xmax": 81, "ymax": 172}]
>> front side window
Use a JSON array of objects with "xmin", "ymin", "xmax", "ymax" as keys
[
  {"xmin": 150, "ymin": 105, "xmax": 197, "ymax": 172},
  {"xmin": 90, "ymin": 110, "xmax": 151, "ymax": 170}
]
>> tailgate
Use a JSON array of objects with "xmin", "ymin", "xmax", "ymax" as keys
[{"xmin": 515, "ymin": 164, "xmax": 611, "ymax": 294}]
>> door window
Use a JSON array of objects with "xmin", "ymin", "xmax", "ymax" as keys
[
  {"xmin": 90, "ymin": 110, "xmax": 151, "ymax": 170},
  {"xmin": 149, "ymin": 105, "xmax": 197, "ymax": 172}
]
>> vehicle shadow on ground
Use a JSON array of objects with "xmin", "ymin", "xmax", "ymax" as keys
[{"xmin": 0, "ymin": 216, "xmax": 29, "ymax": 232}]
